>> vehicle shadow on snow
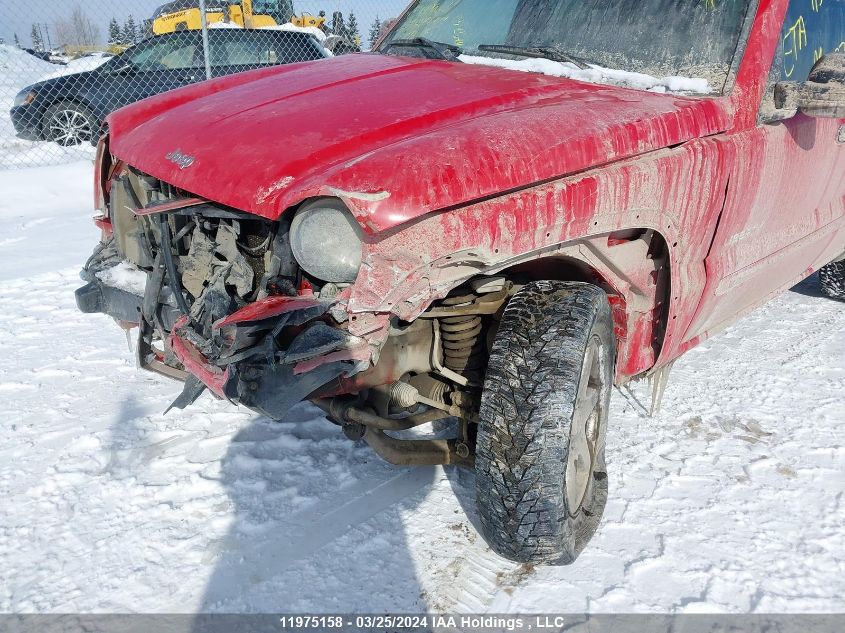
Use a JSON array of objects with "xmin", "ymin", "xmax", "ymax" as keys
[
  {"xmin": 789, "ymin": 271, "xmax": 827, "ymax": 299},
  {"xmin": 192, "ymin": 403, "xmax": 452, "ymax": 616}
]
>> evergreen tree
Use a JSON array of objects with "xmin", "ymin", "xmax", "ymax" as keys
[
  {"xmin": 140, "ymin": 19, "xmax": 153, "ymax": 41},
  {"xmin": 347, "ymin": 11, "xmax": 360, "ymax": 46},
  {"xmin": 331, "ymin": 11, "xmax": 347, "ymax": 39},
  {"xmin": 108, "ymin": 18, "xmax": 121, "ymax": 46},
  {"xmin": 122, "ymin": 15, "xmax": 138, "ymax": 45},
  {"xmin": 30, "ymin": 24, "xmax": 43, "ymax": 51},
  {"xmin": 368, "ymin": 16, "xmax": 382, "ymax": 49}
]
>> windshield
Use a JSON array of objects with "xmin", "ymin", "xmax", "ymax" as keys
[
  {"xmin": 380, "ymin": 0, "xmax": 753, "ymax": 94},
  {"xmin": 253, "ymin": 1, "xmax": 296, "ymax": 22}
]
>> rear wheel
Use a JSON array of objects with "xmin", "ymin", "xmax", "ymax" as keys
[
  {"xmin": 475, "ymin": 281, "xmax": 614, "ymax": 565},
  {"xmin": 43, "ymin": 101, "xmax": 97, "ymax": 146},
  {"xmin": 819, "ymin": 261, "xmax": 845, "ymax": 301}
]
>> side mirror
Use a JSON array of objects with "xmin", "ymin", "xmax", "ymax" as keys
[{"xmin": 775, "ymin": 53, "xmax": 845, "ymax": 118}]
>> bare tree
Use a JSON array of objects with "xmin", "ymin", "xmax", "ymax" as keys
[{"xmin": 54, "ymin": 6, "xmax": 101, "ymax": 48}]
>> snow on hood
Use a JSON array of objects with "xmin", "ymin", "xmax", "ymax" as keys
[
  {"xmin": 107, "ymin": 54, "xmax": 730, "ymax": 233},
  {"xmin": 38, "ymin": 53, "xmax": 111, "ymax": 81},
  {"xmin": 458, "ymin": 54, "xmax": 711, "ymax": 95}
]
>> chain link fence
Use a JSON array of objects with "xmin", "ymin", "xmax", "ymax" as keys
[{"xmin": 0, "ymin": 0, "xmax": 409, "ymax": 169}]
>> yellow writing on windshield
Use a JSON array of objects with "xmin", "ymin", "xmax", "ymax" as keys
[
  {"xmin": 782, "ymin": 16, "xmax": 807, "ymax": 78},
  {"xmin": 453, "ymin": 15, "xmax": 465, "ymax": 47}
]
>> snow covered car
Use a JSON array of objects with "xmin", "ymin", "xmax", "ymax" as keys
[{"xmin": 76, "ymin": 0, "xmax": 845, "ymax": 565}]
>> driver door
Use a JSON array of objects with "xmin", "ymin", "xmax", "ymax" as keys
[{"xmin": 685, "ymin": 1, "xmax": 845, "ymax": 341}]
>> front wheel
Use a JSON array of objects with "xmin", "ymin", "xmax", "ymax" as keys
[
  {"xmin": 475, "ymin": 281, "xmax": 614, "ymax": 565},
  {"xmin": 43, "ymin": 102, "xmax": 97, "ymax": 146}
]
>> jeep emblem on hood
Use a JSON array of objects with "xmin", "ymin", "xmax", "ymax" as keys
[{"xmin": 166, "ymin": 150, "xmax": 195, "ymax": 170}]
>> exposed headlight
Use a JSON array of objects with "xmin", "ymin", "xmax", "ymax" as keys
[
  {"xmin": 13, "ymin": 90, "xmax": 36, "ymax": 107},
  {"xmin": 290, "ymin": 199, "xmax": 364, "ymax": 283}
]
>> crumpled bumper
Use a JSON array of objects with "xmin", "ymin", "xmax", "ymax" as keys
[
  {"xmin": 155, "ymin": 295, "xmax": 371, "ymax": 420},
  {"xmin": 78, "ymin": 277, "xmax": 373, "ymax": 419}
]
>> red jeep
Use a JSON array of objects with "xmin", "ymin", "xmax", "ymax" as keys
[{"xmin": 76, "ymin": 0, "xmax": 845, "ymax": 565}]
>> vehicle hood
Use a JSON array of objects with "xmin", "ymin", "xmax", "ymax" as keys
[
  {"xmin": 22, "ymin": 69, "xmax": 100, "ymax": 95},
  {"xmin": 107, "ymin": 53, "xmax": 732, "ymax": 233}
]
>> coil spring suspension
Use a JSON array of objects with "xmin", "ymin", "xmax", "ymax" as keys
[{"xmin": 440, "ymin": 293, "xmax": 487, "ymax": 374}]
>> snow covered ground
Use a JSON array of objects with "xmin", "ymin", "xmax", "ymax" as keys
[{"xmin": 0, "ymin": 161, "xmax": 843, "ymax": 614}]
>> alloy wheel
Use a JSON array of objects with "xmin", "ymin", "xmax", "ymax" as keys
[
  {"xmin": 49, "ymin": 109, "xmax": 93, "ymax": 146},
  {"xmin": 564, "ymin": 334, "xmax": 607, "ymax": 515}
]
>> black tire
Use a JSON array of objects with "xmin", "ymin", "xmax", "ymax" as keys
[
  {"xmin": 42, "ymin": 101, "xmax": 98, "ymax": 146},
  {"xmin": 475, "ymin": 281, "xmax": 614, "ymax": 565},
  {"xmin": 819, "ymin": 261, "xmax": 845, "ymax": 301}
]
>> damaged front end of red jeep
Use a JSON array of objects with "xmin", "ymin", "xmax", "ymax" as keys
[{"xmin": 78, "ymin": 140, "xmax": 503, "ymax": 468}]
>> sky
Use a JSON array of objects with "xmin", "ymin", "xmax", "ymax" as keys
[{"xmin": 0, "ymin": 0, "xmax": 411, "ymax": 48}]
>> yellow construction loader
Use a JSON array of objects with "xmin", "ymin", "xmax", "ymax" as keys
[
  {"xmin": 151, "ymin": 1, "xmax": 297, "ymax": 35},
  {"xmin": 290, "ymin": 11, "xmax": 328, "ymax": 31}
]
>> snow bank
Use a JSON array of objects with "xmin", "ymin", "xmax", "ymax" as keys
[
  {"xmin": 0, "ymin": 44, "xmax": 54, "ymax": 89},
  {"xmin": 458, "ymin": 53, "xmax": 711, "ymax": 95},
  {"xmin": 95, "ymin": 261, "xmax": 149, "ymax": 296}
]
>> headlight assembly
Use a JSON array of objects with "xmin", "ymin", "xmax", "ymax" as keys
[
  {"xmin": 13, "ymin": 90, "xmax": 36, "ymax": 107},
  {"xmin": 290, "ymin": 199, "xmax": 364, "ymax": 284}
]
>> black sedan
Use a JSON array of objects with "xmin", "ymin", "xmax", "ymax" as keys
[{"xmin": 10, "ymin": 28, "xmax": 329, "ymax": 146}]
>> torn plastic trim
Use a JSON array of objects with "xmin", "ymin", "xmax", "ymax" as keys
[
  {"xmin": 213, "ymin": 295, "xmax": 327, "ymax": 329},
  {"xmin": 235, "ymin": 361, "xmax": 353, "ymax": 421},
  {"xmin": 167, "ymin": 316, "xmax": 230, "ymax": 399},
  {"xmin": 167, "ymin": 291, "xmax": 380, "ymax": 420},
  {"xmin": 293, "ymin": 341, "xmax": 371, "ymax": 376}
]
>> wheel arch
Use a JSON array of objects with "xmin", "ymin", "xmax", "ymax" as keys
[{"xmin": 486, "ymin": 227, "xmax": 673, "ymax": 382}]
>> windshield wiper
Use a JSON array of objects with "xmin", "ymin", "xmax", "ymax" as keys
[
  {"xmin": 477, "ymin": 44, "xmax": 591, "ymax": 69},
  {"xmin": 386, "ymin": 38, "xmax": 463, "ymax": 62}
]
